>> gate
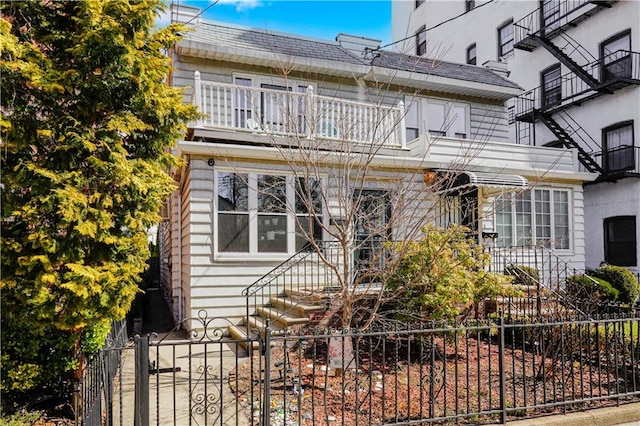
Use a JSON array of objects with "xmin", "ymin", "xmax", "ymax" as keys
[{"xmin": 78, "ymin": 312, "xmax": 263, "ymax": 426}]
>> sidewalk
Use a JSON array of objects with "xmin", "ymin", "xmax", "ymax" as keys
[{"xmin": 507, "ymin": 402, "xmax": 640, "ymax": 426}]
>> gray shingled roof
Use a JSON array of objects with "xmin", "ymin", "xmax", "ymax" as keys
[{"xmin": 183, "ymin": 21, "xmax": 520, "ymax": 90}]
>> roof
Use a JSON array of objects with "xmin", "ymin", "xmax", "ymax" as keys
[{"xmin": 179, "ymin": 19, "xmax": 521, "ymax": 92}]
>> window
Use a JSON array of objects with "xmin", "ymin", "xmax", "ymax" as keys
[
  {"xmin": 541, "ymin": 0, "xmax": 560, "ymax": 34},
  {"xmin": 603, "ymin": 121, "xmax": 635, "ymax": 172},
  {"xmin": 415, "ymin": 0, "xmax": 425, "ymax": 8},
  {"xmin": 507, "ymin": 105, "xmax": 515, "ymax": 125},
  {"xmin": 604, "ymin": 216, "xmax": 637, "ymax": 266},
  {"xmin": 498, "ymin": 20, "xmax": 514, "ymax": 59},
  {"xmin": 216, "ymin": 171, "xmax": 323, "ymax": 255},
  {"xmin": 405, "ymin": 97, "xmax": 470, "ymax": 139},
  {"xmin": 600, "ymin": 30, "xmax": 632, "ymax": 82},
  {"xmin": 416, "ymin": 26, "xmax": 427, "ymax": 56},
  {"xmin": 495, "ymin": 188, "xmax": 571, "ymax": 250},
  {"xmin": 541, "ymin": 64, "xmax": 562, "ymax": 108},
  {"xmin": 466, "ymin": 0, "xmax": 475, "ymax": 11},
  {"xmin": 466, "ymin": 43, "xmax": 477, "ymax": 65}
]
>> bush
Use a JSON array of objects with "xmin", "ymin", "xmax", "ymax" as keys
[
  {"xmin": 591, "ymin": 265, "xmax": 640, "ymax": 303},
  {"xmin": 384, "ymin": 224, "xmax": 519, "ymax": 323},
  {"xmin": 566, "ymin": 274, "xmax": 619, "ymax": 302},
  {"xmin": 504, "ymin": 265, "xmax": 539, "ymax": 287}
]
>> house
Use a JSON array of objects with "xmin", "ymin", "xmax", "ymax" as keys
[
  {"xmin": 160, "ymin": 4, "xmax": 596, "ymax": 330},
  {"xmin": 392, "ymin": 0, "xmax": 640, "ymax": 275}
]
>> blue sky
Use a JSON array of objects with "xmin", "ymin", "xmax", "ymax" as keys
[{"xmin": 164, "ymin": 0, "xmax": 392, "ymax": 45}]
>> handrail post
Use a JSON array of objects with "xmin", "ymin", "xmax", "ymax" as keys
[
  {"xmin": 398, "ymin": 100, "xmax": 406, "ymax": 149},
  {"xmin": 194, "ymin": 71, "xmax": 202, "ymax": 127},
  {"xmin": 306, "ymin": 85, "xmax": 315, "ymax": 139}
]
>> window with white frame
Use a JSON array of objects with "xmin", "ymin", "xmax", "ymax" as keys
[
  {"xmin": 495, "ymin": 189, "xmax": 571, "ymax": 249},
  {"xmin": 404, "ymin": 97, "xmax": 470, "ymax": 140},
  {"xmin": 233, "ymin": 75, "xmax": 311, "ymax": 132},
  {"xmin": 216, "ymin": 171, "xmax": 323, "ymax": 255},
  {"xmin": 498, "ymin": 19, "xmax": 514, "ymax": 59}
]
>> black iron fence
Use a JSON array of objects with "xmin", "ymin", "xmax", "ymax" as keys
[
  {"xmin": 265, "ymin": 315, "xmax": 640, "ymax": 425},
  {"xmin": 77, "ymin": 311, "xmax": 640, "ymax": 425}
]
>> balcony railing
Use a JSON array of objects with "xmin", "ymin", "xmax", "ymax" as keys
[
  {"xmin": 581, "ymin": 146, "xmax": 640, "ymax": 175},
  {"xmin": 515, "ymin": 51, "xmax": 640, "ymax": 118},
  {"xmin": 192, "ymin": 72, "xmax": 407, "ymax": 148},
  {"xmin": 514, "ymin": 0, "xmax": 616, "ymax": 49}
]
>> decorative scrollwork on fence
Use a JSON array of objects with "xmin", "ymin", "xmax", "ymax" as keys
[{"xmin": 151, "ymin": 310, "xmax": 260, "ymax": 344}]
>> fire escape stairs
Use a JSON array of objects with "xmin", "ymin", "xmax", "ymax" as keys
[
  {"xmin": 532, "ymin": 35, "xmax": 603, "ymax": 90},
  {"xmin": 535, "ymin": 111, "xmax": 604, "ymax": 174}
]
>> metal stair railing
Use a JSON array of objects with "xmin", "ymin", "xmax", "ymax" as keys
[
  {"xmin": 486, "ymin": 245, "xmax": 604, "ymax": 318},
  {"xmin": 241, "ymin": 241, "xmax": 342, "ymax": 335}
]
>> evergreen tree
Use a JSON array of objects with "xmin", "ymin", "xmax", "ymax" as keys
[{"xmin": 0, "ymin": 0, "xmax": 197, "ymax": 393}]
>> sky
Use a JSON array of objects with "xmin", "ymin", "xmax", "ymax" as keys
[{"xmin": 161, "ymin": 0, "xmax": 392, "ymax": 46}]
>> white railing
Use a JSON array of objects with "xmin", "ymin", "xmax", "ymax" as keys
[{"xmin": 192, "ymin": 71, "xmax": 406, "ymax": 148}]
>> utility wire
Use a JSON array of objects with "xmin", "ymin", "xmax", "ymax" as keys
[
  {"xmin": 378, "ymin": 0, "xmax": 496, "ymax": 51},
  {"xmin": 176, "ymin": 0, "xmax": 220, "ymax": 25}
]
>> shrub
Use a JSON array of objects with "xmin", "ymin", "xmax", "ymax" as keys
[
  {"xmin": 384, "ymin": 224, "xmax": 520, "ymax": 323},
  {"xmin": 504, "ymin": 265, "xmax": 539, "ymax": 287},
  {"xmin": 566, "ymin": 274, "xmax": 619, "ymax": 302},
  {"xmin": 591, "ymin": 265, "xmax": 640, "ymax": 303}
]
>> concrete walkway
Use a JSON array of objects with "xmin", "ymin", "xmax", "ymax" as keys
[{"xmin": 507, "ymin": 402, "xmax": 640, "ymax": 426}]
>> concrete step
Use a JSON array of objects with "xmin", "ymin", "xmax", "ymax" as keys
[
  {"xmin": 246, "ymin": 315, "xmax": 286, "ymax": 336},
  {"xmin": 227, "ymin": 324, "xmax": 260, "ymax": 351},
  {"xmin": 269, "ymin": 296, "xmax": 327, "ymax": 316},
  {"xmin": 256, "ymin": 306, "xmax": 310, "ymax": 328}
]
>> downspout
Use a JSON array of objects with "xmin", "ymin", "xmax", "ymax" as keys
[{"xmin": 177, "ymin": 156, "xmax": 188, "ymax": 325}]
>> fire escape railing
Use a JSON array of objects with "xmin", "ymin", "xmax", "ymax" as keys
[
  {"xmin": 515, "ymin": 51, "xmax": 640, "ymax": 118},
  {"xmin": 514, "ymin": 0, "xmax": 617, "ymax": 49}
]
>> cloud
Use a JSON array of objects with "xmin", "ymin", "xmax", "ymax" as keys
[
  {"xmin": 216, "ymin": 0, "xmax": 262, "ymax": 12},
  {"xmin": 156, "ymin": 8, "xmax": 171, "ymax": 28}
]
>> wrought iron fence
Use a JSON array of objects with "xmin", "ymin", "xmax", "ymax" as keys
[{"xmin": 265, "ymin": 315, "xmax": 640, "ymax": 425}]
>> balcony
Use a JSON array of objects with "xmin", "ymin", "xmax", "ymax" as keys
[
  {"xmin": 514, "ymin": 0, "xmax": 617, "ymax": 51},
  {"xmin": 583, "ymin": 146, "xmax": 640, "ymax": 177},
  {"xmin": 191, "ymin": 72, "xmax": 406, "ymax": 149},
  {"xmin": 515, "ymin": 50, "xmax": 640, "ymax": 119}
]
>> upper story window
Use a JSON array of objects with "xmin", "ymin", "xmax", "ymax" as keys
[
  {"xmin": 466, "ymin": 43, "xmax": 477, "ymax": 65},
  {"xmin": 602, "ymin": 121, "xmax": 635, "ymax": 172},
  {"xmin": 465, "ymin": 0, "xmax": 475, "ymax": 11},
  {"xmin": 497, "ymin": 19, "xmax": 514, "ymax": 59},
  {"xmin": 416, "ymin": 26, "xmax": 427, "ymax": 56},
  {"xmin": 495, "ymin": 188, "xmax": 571, "ymax": 250},
  {"xmin": 604, "ymin": 216, "xmax": 637, "ymax": 267},
  {"xmin": 600, "ymin": 30, "xmax": 632, "ymax": 82},
  {"xmin": 541, "ymin": 0, "xmax": 561, "ymax": 33},
  {"xmin": 541, "ymin": 63, "xmax": 562, "ymax": 109},
  {"xmin": 405, "ymin": 97, "xmax": 470, "ymax": 140},
  {"xmin": 416, "ymin": 0, "xmax": 425, "ymax": 8},
  {"xmin": 216, "ymin": 171, "xmax": 323, "ymax": 257}
]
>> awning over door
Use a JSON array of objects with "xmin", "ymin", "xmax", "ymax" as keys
[{"xmin": 441, "ymin": 170, "xmax": 528, "ymax": 191}]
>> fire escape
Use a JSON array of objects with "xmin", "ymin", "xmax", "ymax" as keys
[{"xmin": 513, "ymin": 0, "xmax": 640, "ymax": 178}]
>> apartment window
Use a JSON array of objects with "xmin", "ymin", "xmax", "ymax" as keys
[
  {"xmin": 466, "ymin": 43, "xmax": 477, "ymax": 65},
  {"xmin": 495, "ymin": 189, "xmax": 571, "ymax": 250},
  {"xmin": 541, "ymin": 64, "xmax": 562, "ymax": 108},
  {"xmin": 416, "ymin": 26, "xmax": 427, "ymax": 56},
  {"xmin": 507, "ymin": 105, "xmax": 515, "ymax": 125},
  {"xmin": 600, "ymin": 30, "xmax": 632, "ymax": 82},
  {"xmin": 541, "ymin": 0, "xmax": 560, "ymax": 34},
  {"xmin": 604, "ymin": 216, "xmax": 637, "ymax": 266},
  {"xmin": 404, "ymin": 97, "xmax": 470, "ymax": 139},
  {"xmin": 498, "ymin": 19, "xmax": 514, "ymax": 59},
  {"xmin": 603, "ymin": 121, "xmax": 635, "ymax": 172},
  {"xmin": 466, "ymin": 0, "xmax": 475, "ymax": 11},
  {"xmin": 416, "ymin": 0, "xmax": 425, "ymax": 8},
  {"xmin": 217, "ymin": 171, "xmax": 323, "ymax": 255}
]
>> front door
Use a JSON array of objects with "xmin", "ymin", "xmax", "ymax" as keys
[{"xmin": 353, "ymin": 190, "xmax": 391, "ymax": 285}]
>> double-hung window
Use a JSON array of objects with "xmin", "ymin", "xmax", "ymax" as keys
[
  {"xmin": 416, "ymin": 26, "xmax": 427, "ymax": 56},
  {"xmin": 604, "ymin": 216, "xmax": 637, "ymax": 266},
  {"xmin": 600, "ymin": 30, "xmax": 632, "ymax": 82},
  {"xmin": 216, "ymin": 171, "xmax": 323, "ymax": 256},
  {"xmin": 498, "ymin": 19, "xmax": 514, "ymax": 59},
  {"xmin": 495, "ymin": 189, "xmax": 571, "ymax": 250},
  {"xmin": 466, "ymin": 43, "xmax": 477, "ymax": 65},
  {"xmin": 405, "ymin": 97, "xmax": 470, "ymax": 140},
  {"xmin": 603, "ymin": 121, "xmax": 635, "ymax": 172},
  {"xmin": 541, "ymin": 64, "xmax": 562, "ymax": 109}
]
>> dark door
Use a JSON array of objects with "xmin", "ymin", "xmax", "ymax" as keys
[{"xmin": 353, "ymin": 190, "xmax": 391, "ymax": 284}]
